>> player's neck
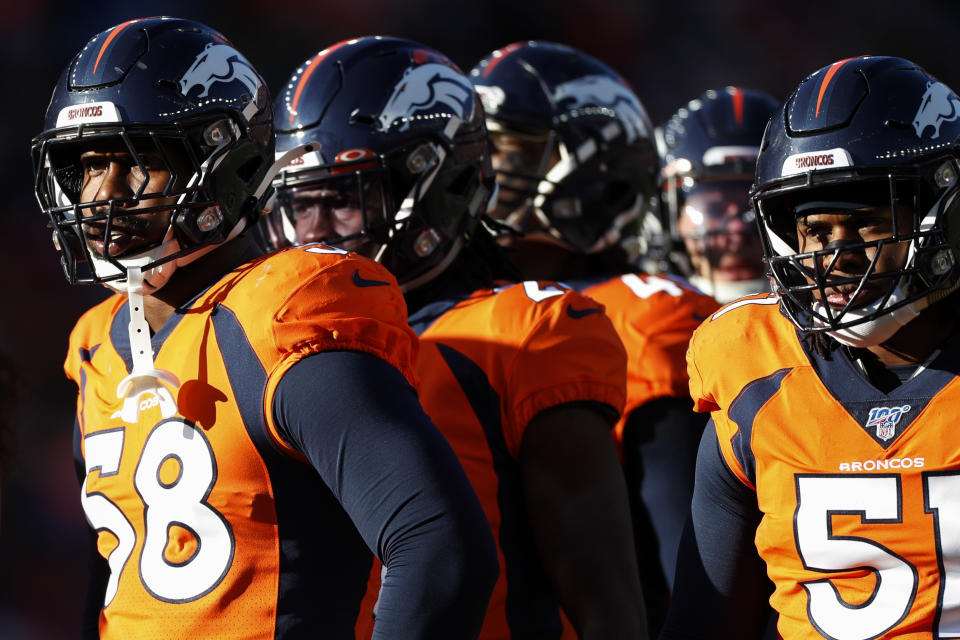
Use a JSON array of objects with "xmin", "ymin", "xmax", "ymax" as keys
[
  {"xmin": 866, "ymin": 299, "xmax": 958, "ymax": 367},
  {"xmin": 143, "ymin": 235, "xmax": 265, "ymax": 332},
  {"xmin": 502, "ymin": 238, "xmax": 585, "ymax": 281}
]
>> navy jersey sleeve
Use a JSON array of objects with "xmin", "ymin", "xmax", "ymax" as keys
[
  {"xmin": 622, "ymin": 396, "xmax": 708, "ymax": 637},
  {"xmin": 659, "ymin": 418, "xmax": 774, "ymax": 640},
  {"xmin": 274, "ymin": 351, "xmax": 498, "ymax": 640}
]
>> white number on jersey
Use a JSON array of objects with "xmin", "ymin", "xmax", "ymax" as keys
[
  {"xmin": 82, "ymin": 420, "xmax": 235, "ymax": 606},
  {"xmin": 620, "ymin": 272, "xmax": 684, "ymax": 299},
  {"xmin": 520, "ymin": 280, "xmax": 568, "ymax": 302},
  {"xmin": 795, "ymin": 473, "xmax": 960, "ymax": 639}
]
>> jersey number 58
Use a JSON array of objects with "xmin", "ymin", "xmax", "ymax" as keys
[{"xmin": 82, "ymin": 420, "xmax": 235, "ymax": 607}]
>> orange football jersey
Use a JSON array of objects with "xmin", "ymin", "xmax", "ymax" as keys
[
  {"xmin": 688, "ymin": 294, "xmax": 960, "ymax": 640},
  {"xmin": 356, "ymin": 280, "xmax": 628, "ymax": 640},
  {"xmin": 581, "ymin": 272, "xmax": 720, "ymax": 443},
  {"xmin": 65, "ymin": 245, "xmax": 417, "ymax": 640}
]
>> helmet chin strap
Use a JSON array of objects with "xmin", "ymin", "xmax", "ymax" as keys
[
  {"xmin": 111, "ymin": 265, "xmax": 181, "ymax": 423},
  {"xmin": 812, "ymin": 285, "xmax": 922, "ymax": 348},
  {"xmin": 104, "ymin": 212, "xmax": 250, "ymax": 422}
]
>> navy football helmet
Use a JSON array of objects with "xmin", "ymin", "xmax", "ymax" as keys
[
  {"xmin": 469, "ymin": 41, "xmax": 658, "ymax": 260},
  {"xmin": 267, "ymin": 37, "xmax": 494, "ymax": 291},
  {"xmin": 32, "ymin": 17, "xmax": 274, "ymax": 291},
  {"xmin": 753, "ymin": 56, "xmax": 960, "ymax": 346},
  {"xmin": 655, "ymin": 87, "xmax": 778, "ymax": 301}
]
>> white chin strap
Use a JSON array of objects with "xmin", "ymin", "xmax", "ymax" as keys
[
  {"xmin": 111, "ymin": 265, "xmax": 181, "ymax": 423},
  {"xmin": 690, "ymin": 276, "xmax": 770, "ymax": 304},
  {"xmin": 811, "ymin": 285, "xmax": 922, "ymax": 348},
  {"xmin": 104, "ymin": 214, "xmax": 250, "ymax": 422}
]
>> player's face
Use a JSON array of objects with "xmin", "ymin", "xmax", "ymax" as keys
[
  {"xmin": 78, "ymin": 140, "xmax": 183, "ymax": 258},
  {"xmin": 489, "ymin": 131, "xmax": 559, "ymax": 224},
  {"xmin": 796, "ymin": 205, "xmax": 913, "ymax": 310},
  {"xmin": 282, "ymin": 175, "xmax": 377, "ymax": 255},
  {"xmin": 678, "ymin": 181, "xmax": 764, "ymax": 282}
]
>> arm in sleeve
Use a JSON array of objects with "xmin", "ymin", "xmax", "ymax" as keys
[
  {"xmin": 74, "ymin": 418, "xmax": 107, "ymax": 640},
  {"xmin": 273, "ymin": 350, "xmax": 499, "ymax": 640},
  {"xmin": 659, "ymin": 418, "xmax": 773, "ymax": 640},
  {"xmin": 521, "ymin": 402, "xmax": 648, "ymax": 640},
  {"xmin": 621, "ymin": 396, "xmax": 708, "ymax": 637}
]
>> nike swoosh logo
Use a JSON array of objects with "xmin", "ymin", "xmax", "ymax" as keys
[
  {"xmin": 567, "ymin": 305, "xmax": 601, "ymax": 319},
  {"xmin": 352, "ymin": 269, "xmax": 390, "ymax": 288}
]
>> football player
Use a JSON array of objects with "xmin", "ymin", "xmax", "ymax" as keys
[
  {"xmin": 662, "ymin": 56, "xmax": 960, "ymax": 639},
  {"xmin": 656, "ymin": 87, "xmax": 779, "ymax": 303},
  {"xmin": 469, "ymin": 41, "xmax": 720, "ymax": 635},
  {"xmin": 34, "ymin": 18, "xmax": 497, "ymax": 640},
  {"xmin": 267, "ymin": 37, "xmax": 646, "ymax": 639}
]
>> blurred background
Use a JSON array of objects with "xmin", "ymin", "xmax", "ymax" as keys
[{"xmin": 2, "ymin": 0, "xmax": 959, "ymax": 636}]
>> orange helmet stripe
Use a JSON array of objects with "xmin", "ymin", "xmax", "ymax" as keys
[
  {"xmin": 730, "ymin": 87, "xmax": 745, "ymax": 126},
  {"xmin": 93, "ymin": 19, "xmax": 140, "ymax": 74},
  {"xmin": 289, "ymin": 42, "xmax": 349, "ymax": 126},
  {"xmin": 479, "ymin": 41, "xmax": 525, "ymax": 78},
  {"xmin": 815, "ymin": 58, "xmax": 855, "ymax": 118}
]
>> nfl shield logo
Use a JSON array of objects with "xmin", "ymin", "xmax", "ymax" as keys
[
  {"xmin": 876, "ymin": 423, "xmax": 896, "ymax": 441},
  {"xmin": 865, "ymin": 405, "xmax": 912, "ymax": 443}
]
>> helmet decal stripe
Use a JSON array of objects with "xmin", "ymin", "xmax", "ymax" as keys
[
  {"xmin": 93, "ymin": 19, "xmax": 140, "ymax": 74},
  {"xmin": 478, "ymin": 41, "xmax": 525, "ymax": 78},
  {"xmin": 288, "ymin": 43, "xmax": 347, "ymax": 126},
  {"xmin": 815, "ymin": 57, "xmax": 855, "ymax": 117},
  {"xmin": 730, "ymin": 87, "xmax": 744, "ymax": 126}
]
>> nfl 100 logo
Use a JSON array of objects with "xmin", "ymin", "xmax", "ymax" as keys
[{"xmin": 865, "ymin": 405, "xmax": 912, "ymax": 441}]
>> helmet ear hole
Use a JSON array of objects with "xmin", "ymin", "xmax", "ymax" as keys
[
  {"xmin": 236, "ymin": 155, "xmax": 266, "ymax": 185},
  {"xmin": 448, "ymin": 164, "xmax": 479, "ymax": 197},
  {"xmin": 602, "ymin": 180, "xmax": 633, "ymax": 211}
]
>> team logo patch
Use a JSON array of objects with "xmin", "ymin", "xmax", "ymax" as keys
[
  {"xmin": 865, "ymin": 404, "xmax": 911, "ymax": 442},
  {"xmin": 914, "ymin": 81, "xmax": 960, "ymax": 140},
  {"xmin": 551, "ymin": 75, "xmax": 651, "ymax": 143},
  {"xmin": 377, "ymin": 63, "xmax": 475, "ymax": 132},
  {"xmin": 180, "ymin": 43, "xmax": 261, "ymax": 98}
]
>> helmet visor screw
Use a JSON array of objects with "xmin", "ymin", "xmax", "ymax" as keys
[
  {"xmin": 407, "ymin": 144, "xmax": 438, "ymax": 174},
  {"xmin": 196, "ymin": 208, "xmax": 223, "ymax": 232},
  {"xmin": 931, "ymin": 249, "xmax": 954, "ymax": 275},
  {"xmin": 413, "ymin": 228, "xmax": 442, "ymax": 257},
  {"xmin": 935, "ymin": 161, "xmax": 957, "ymax": 188}
]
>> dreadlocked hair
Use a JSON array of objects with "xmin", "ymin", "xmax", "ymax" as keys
[{"xmin": 805, "ymin": 331, "xmax": 840, "ymax": 360}]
